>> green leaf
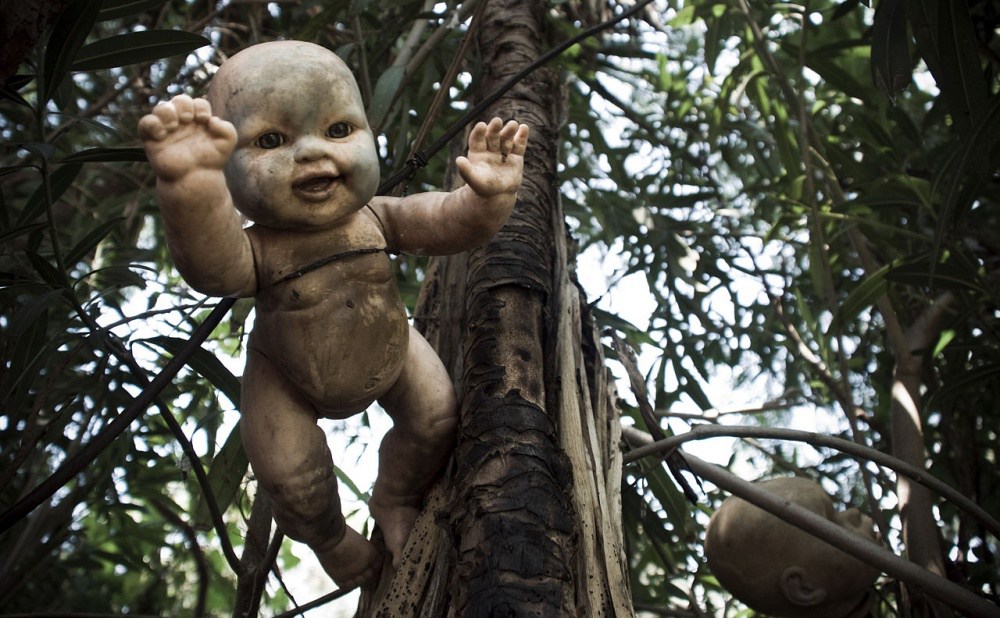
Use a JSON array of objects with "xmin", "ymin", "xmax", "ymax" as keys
[
  {"xmin": 192, "ymin": 422, "xmax": 249, "ymax": 530},
  {"xmin": 85, "ymin": 264, "xmax": 148, "ymax": 290},
  {"xmin": 72, "ymin": 30, "xmax": 210, "ymax": 71},
  {"xmin": 26, "ymin": 251, "xmax": 66, "ymax": 288},
  {"xmin": 908, "ymin": 0, "xmax": 988, "ymax": 135},
  {"xmin": 2, "ymin": 296, "xmax": 54, "ymax": 412},
  {"xmin": 828, "ymin": 264, "xmax": 888, "ymax": 335},
  {"xmin": 17, "ymin": 163, "xmax": 84, "ymax": 227},
  {"xmin": 0, "ymin": 223, "xmax": 47, "ymax": 247},
  {"xmin": 145, "ymin": 335, "xmax": 242, "ymax": 407},
  {"xmin": 644, "ymin": 462, "xmax": 694, "ymax": 537},
  {"xmin": 0, "ymin": 75, "xmax": 32, "ymax": 107},
  {"xmin": 669, "ymin": 4, "xmax": 696, "ymax": 26},
  {"xmin": 65, "ymin": 217, "xmax": 124, "ymax": 265},
  {"xmin": 870, "ymin": 0, "xmax": 911, "ymax": 102},
  {"xmin": 931, "ymin": 365, "xmax": 1000, "ymax": 406},
  {"xmin": 368, "ymin": 64, "xmax": 405, "ymax": 130},
  {"xmin": 884, "ymin": 257, "xmax": 985, "ymax": 293},
  {"xmin": 938, "ymin": 0, "xmax": 989, "ymax": 130},
  {"xmin": 42, "ymin": 0, "xmax": 104, "ymax": 104},
  {"xmin": 97, "ymin": 0, "xmax": 168, "ymax": 21},
  {"xmin": 334, "ymin": 464, "xmax": 369, "ymax": 501},
  {"xmin": 61, "ymin": 147, "xmax": 147, "ymax": 163},
  {"xmin": 933, "ymin": 329, "xmax": 956, "ymax": 357},
  {"xmin": 933, "ymin": 93, "xmax": 1000, "ymax": 244}
]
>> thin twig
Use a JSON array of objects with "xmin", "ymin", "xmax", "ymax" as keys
[
  {"xmin": 378, "ymin": 0, "xmax": 658, "ymax": 194},
  {"xmin": 623, "ymin": 424, "xmax": 1000, "ymax": 540},
  {"xmin": 0, "ymin": 297, "xmax": 236, "ymax": 534},
  {"xmin": 272, "ymin": 586, "xmax": 358, "ymax": 618},
  {"xmin": 151, "ymin": 498, "xmax": 209, "ymax": 618}
]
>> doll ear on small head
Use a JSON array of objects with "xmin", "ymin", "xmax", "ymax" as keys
[{"xmin": 780, "ymin": 566, "xmax": 828, "ymax": 607}]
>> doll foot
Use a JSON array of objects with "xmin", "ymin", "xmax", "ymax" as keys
[
  {"xmin": 369, "ymin": 499, "xmax": 420, "ymax": 568},
  {"xmin": 314, "ymin": 526, "xmax": 381, "ymax": 589}
]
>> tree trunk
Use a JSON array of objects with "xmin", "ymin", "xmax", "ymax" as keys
[
  {"xmin": 892, "ymin": 295, "xmax": 955, "ymax": 617},
  {"xmin": 357, "ymin": 1, "xmax": 633, "ymax": 615}
]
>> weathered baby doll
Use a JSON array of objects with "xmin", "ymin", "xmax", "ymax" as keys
[
  {"xmin": 705, "ymin": 476, "xmax": 881, "ymax": 618},
  {"xmin": 138, "ymin": 40, "xmax": 529, "ymax": 587}
]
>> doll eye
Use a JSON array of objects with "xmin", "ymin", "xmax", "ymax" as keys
[
  {"xmin": 255, "ymin": 132, "xmax": 283, "ymax": 149},
  {"xmin": 327, "ymin": 123, "xmax": 352, "ymax": 139}
]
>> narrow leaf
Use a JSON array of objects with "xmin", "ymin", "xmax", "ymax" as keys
[
  {"xmin": 0, "ymin": 223, "xmax": 47, "ymax": 247},
  {"xmin": 909, "ymin": 0, "xmax": 988, "ymax": 135},
  {"xmin": 870, "ymin": 0, "xmax": 911, "ymax": 102},
  {"xmin": 17, "ymin": 163, "xmax": 84, "ymax": 227},
  {"xmin": 829, "ymin": 265, "xmax": 888, "ymax": 335},
  {"xmin": 933, "ymin": 329, "xmax": 956, "ymax": 357},
  {"xmin": 61, "ymin": 147, "xmax": 147, "ymax": 163},
  {"xmin": 42, "ymin": 0, "xmax": 104, "ymax": 103},
  {"xmin": 933, "ymin": 93, "xmax": 1000, "ymax": 243},
  {"xmin": 885, "ymin": 258, "xmax": 985, "ymax": 293},
  {"xmin": 368, "ymin": 65, "xmax": 405, "ymax": 130},
  {"xmin": 2, "ymin": 300, "xmax": 52, "ymax": 412},
  {"xmin": 145, "ymin": 335, "xmax": 242, "ymax": 407},
  {"xmin": 192, "ymin": 422, "xmax": 249, "ymax": 530},
  {"xmin": 334, "ymin": 463, "xmax": 369, "ymax": 501},
  {"xmin": 937, "ymin": 0, "xmax": 989, "ymax": 133},
  {"xmin": 26, "ymin": 252, "xmax": 66, "ymax": 288},
  {"xmin": 65, "ymin": 217, "xmax": 124, "ymax": 265},
  {"xmin": 931, "ymin": 366, "xmax": 1000, "ymax": 405},
  {"xmin": 72, "ymin": 31, "xmax": 210, "ymax": 71},
  {"xmin": 0, "ymin": 75, "xmax": 33, "ymax": 107},
  {"xmin": 97, "ymin": 0, "xmax": 168, "ymax": 21}
]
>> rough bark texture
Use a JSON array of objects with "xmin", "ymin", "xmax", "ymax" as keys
[
  {"xmin": 0, "ymin": 0, "xmax": 68, "ymax": 81},
  {"xmin": 357, "ymin": 1, "xmax": 632, "ymax": 615}
]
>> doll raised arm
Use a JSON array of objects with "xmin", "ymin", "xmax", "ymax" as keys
[
  {"xmin": 138, "ymin": 94, "xmax": 257, "ymax": 297},
  {"xmin": 370, "ymin": 117, "xmax": 530, "ymax": 255}
]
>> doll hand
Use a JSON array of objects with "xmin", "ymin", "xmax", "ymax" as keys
[
  {"xmin": 455, "ymin": 118, "xmax": 530, "ymax": 198},
  {"xmin": 138, "ymin": 94, "xmax": 237, "ymax": 182}
]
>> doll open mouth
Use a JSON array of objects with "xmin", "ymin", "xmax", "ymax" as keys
[{"xmin": 293, "ymin": 175, "xmax": 340, "ymax": 197}]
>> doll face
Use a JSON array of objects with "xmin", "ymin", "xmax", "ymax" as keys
[{"xmin": 210, "ymin": 43, "xmax": 379, "ymax": 230}]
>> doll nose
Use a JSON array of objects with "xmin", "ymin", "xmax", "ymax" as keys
[{"xmin": 294, "ymin": 136, "xmax": 334, "ymax": 162}]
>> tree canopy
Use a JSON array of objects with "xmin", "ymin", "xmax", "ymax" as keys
[{"xmin": 1, "ymin": 0, "xmax": 998, "ymax": 615}]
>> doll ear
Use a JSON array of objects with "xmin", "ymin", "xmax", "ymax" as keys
[{"xmin": 780, "ymin": 566, "xmax": 828, "ymax": 606}]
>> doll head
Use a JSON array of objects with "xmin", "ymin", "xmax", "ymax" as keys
[
  {"xmin": 705, "ymin": 476, "xmax": 880, "ymax": 618},
  {"xmin": 207, "ymin": 41, "xmax": 379, "ymax": 229}
]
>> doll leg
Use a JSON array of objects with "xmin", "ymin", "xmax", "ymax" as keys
[
  {"xmin": 240, "ymin": 349, "xmax": 381, "ymax": 588},
  {"xmin": 370, "ymin": 326, "xmax": 459, "ymax": 566}
]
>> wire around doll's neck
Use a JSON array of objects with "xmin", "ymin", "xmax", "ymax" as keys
[{"xmin": 266, "ymin": 246, "xmax": 389, "ymax": 288}]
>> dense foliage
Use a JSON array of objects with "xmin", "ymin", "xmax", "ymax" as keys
[{"xmin": 1, "ymin": 0, "xmax": 997, "ymax": 615}]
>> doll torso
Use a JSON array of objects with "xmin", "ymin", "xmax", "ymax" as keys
[{"xmin": 246, "ymin": 209, "xmax": 408, "ymax": 417}]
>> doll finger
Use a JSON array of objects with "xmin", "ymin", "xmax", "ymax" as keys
[
  {"xmin": 193, "ymin": 97, "xmax": 213, "ymax": 123},
  {"xmin": 509, "ymin": 124, "xmax": 530, "ymax": 156},
  {"xmin": 498, "ymin": 119, "xmax": 519, "ymax": 143},
  {"xmin": 467, "ymin": 121, "xmax": 489, "ymax": 153},
  {"xmin": 152, "ymin": 100, "xmax": 179, "ymax": 131},
  {"xmin": 485, "ymin": 117, "xmax": 503, "ymax": 152},
  {"xmin": 137, "ymin": 114, "xmax": 167, "ymax": 141},
  {"xmin": 497, "ymin": 120, "xmax": 522, "ymax": 160},
  {"xmin": 208, "ymin": 116, "xmax": 238, "ymax": 142},
  {"xmin": 171, "ymin": 94, "xmax": 195, "ymax": 123}
]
